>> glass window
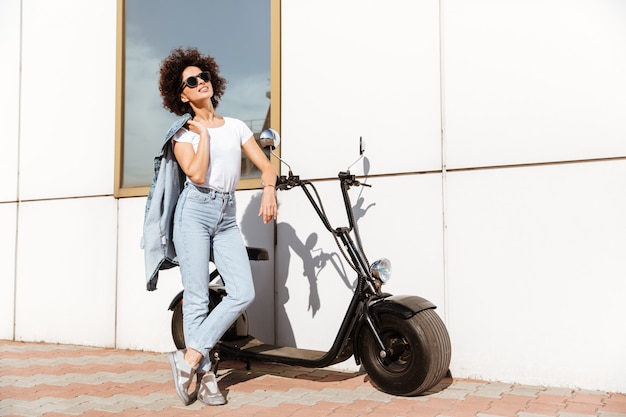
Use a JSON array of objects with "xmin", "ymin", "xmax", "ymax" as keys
[{"xmin": 115, "ymin": 0, "xmax": 278, "ymax": 197}]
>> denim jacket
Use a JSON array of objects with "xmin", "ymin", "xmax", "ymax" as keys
[{"xmin": 141, "ymin": 113, "xmax": 192, "ymax": 291}]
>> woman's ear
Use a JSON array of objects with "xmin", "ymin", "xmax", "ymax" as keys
[{"xmin": 180, "ymin": 94, "xmax": 189, "ymax": 103}]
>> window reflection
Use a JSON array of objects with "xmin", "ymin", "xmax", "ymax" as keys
[{"xmin": 122, "ymin": 0, "xmax": 270, "ymax": 188}]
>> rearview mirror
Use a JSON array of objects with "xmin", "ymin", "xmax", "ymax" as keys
[{"xmin": 259, "ymin": 128, "xmax": 280, "ymax": 150}]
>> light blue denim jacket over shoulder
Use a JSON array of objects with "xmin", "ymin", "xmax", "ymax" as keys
[{"xmin": 141, "ymin": 113, "xmax": 192, "ymax": 291}]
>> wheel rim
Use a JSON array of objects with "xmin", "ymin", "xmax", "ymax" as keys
[{"xmin": 378, "ymin": 330, "xmax": 413, "ymax": 372}]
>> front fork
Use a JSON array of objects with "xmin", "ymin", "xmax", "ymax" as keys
[
  {"xmin": 362, "ymin": 302, "xmax": 391, "ymax": 360},
  {"xmin": 355, "ymin": 294, "xmax": 437, "ymax": 364}
]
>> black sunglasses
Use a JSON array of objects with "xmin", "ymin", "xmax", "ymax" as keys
[{"xmin": 180, "ymin": 71, "xmax": 211, "ymax": 91}]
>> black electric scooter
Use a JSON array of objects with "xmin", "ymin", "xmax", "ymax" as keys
[{"xmin": 169, "ymin": 129, "xmax": 451, "ymax": 396}]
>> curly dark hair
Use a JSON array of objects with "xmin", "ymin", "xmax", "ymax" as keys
[{"xmin": 159, "ymin": 47, "xmax": 227, "ymax": 116}]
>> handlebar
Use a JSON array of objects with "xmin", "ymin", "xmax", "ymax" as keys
[
  {"xmin": 276, "ymin": 171, "xmax": 370, "ymax": 191},
  {"xmin": 338, "ymin": 171, "xmax": 371, "ymax": 188},
  {"xmin": 275, "ymin": 172, "xmax": 300, "ymax": 190}
]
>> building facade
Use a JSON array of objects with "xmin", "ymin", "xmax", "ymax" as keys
[{"xmin": 1, "ymin": 0, "xmax": 625, "ymax": 393}]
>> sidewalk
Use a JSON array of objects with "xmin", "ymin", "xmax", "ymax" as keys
[{"xmin": 1, "ymin": 340, "xmax": 624, "ymax": 417}]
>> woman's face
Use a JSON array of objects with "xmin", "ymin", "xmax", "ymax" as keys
[{"xmin": 180, "ymin": 65, "xmax": 213, "ymax": 104}]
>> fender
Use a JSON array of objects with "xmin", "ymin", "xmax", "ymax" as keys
[
  {"xmin": 369, "ymin": 294, "xmax": 436, "ymax": 319},
  {"xmin": 351, "ymin": 295, "xmax": 437, "ymax": 364},
  {"xmin": 168, "ymin": 290, "xmax": 184, "ymax": 311}
]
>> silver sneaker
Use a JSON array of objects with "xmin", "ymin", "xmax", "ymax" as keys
[
  {"xmin": 198, "ymin": 372, "xmax": 226, "ymax": 406},
  {"xmin": 167, "ymin": 350, "xmax": 198, "ymax": 405}
]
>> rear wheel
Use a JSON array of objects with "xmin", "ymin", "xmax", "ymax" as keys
[
  {"xmin": 359, "ymin": 309, "xmax": 451, "ymax": 396},
  {"xmin": 171, "ymin": 289, "xmax": 248, "ymax": 349},
  {"xmin": 171, "ymin": 302, "xmax": 186, "ymax": 349},
  {"xmin": 171, "ymin": 289, "xmax": 222, "ymax": 350}
]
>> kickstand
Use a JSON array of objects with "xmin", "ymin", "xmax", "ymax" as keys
[
  {"xmin": 245, "ymin": 359, "xmax": 251, "ymax": 371},
  {"xmin": 210, "ymin": 349, "xmax": 221, "ymax": 375}
]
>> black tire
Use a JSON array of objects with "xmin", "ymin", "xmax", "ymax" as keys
[
  {"xmin": 171, "ymin": 301, "xmax": 186, "ymax": 350},
  {"xmin": 359, "ymin": 308, "xmax": 451, "ymax": 396},
  {"xmin": 171, "ymin": 290, "xmax": 222, "ymax": 350}
]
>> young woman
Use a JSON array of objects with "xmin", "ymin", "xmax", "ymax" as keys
[{"xmin": 158, "ymin": 47, "xmax": 277, "ymax": 406}]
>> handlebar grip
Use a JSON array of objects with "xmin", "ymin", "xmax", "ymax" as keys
[{"xmin": 276, "ymin": 175, "xmax": 287, "ymax": 186}]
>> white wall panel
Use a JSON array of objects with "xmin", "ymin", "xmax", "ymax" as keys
[
  {"xmin": 15, "ymin": 197, "xmax": 117, "ymax": 347},
  {"xmin": 281, "ymin": 0, "xmax": 442, "ymax": 179},
  {"xmin": 116, "ymin": 197, "xmax": 178, "ymax": 352},
  {"xmin": 443, "ymin": 0, "xmax": 626, "ymax": 168},
  {"xmin": 354, "ymin": 174, "xmax": 446, "ymax": 309},
  {"xmin": 445, "ymin": 160, "xmax": 626, "ymax": 392},
  {"xmin": 0, "ymin": 0, "xmax": 20, "ymax": 202},
  {"xmin": 0, "ymin": 203, "xmax": 17, "ymax": 339},
  {"xmin": 18, "ymin": 0, "xmax": 117, "ymax": 200}
]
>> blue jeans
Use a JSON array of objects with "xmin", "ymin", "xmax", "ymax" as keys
[{"xmin": 173, "ymin": 183, "xmax": 255, "ymax": 373}]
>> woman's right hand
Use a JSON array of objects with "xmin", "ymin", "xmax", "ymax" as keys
[{"xmin": 186, "ymin": 119, "xmax": 209, "ymax": 139}]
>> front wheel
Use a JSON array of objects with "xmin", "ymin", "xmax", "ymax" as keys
[{"xmin": 359, "ymin": 309, "xmax": 451, "ymax": 396}]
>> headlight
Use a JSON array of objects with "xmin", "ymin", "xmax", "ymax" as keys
[{"xmin": 370, "ymin": 258, "xmax": 392, "ymax": 283}]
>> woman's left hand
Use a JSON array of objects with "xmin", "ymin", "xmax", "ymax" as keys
[{"xmin": 259, "ymin": 186, "xmax": 277, "ymax": 224}]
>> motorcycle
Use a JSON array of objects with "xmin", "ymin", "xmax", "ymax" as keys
[{"xmin": 169, "ymin": 129, "xmax": 451, "ymax": 396}]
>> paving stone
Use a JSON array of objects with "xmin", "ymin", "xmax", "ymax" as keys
[
  {"xmin": 544, "ymin": 387, "xmax": 575, "ymax": 397},
  {"xmin": 598, "ymin": 412, "xmax": 626, "ymax": 417},
  {"xmin": 558, "ymin": 412, "xmax": 597, "ymax": 417},
  {"xmin": 450, "ymin": 380, "xmax": 490, "ymax": 391},
  {"xmin": 472, "ymin": 382, "xmax": 514, "ymax": 399},
  {"xmin": 472, "ymin": 389, "xmax": 507, "ymax": 399},
  {"xmin": 518, "ymin": 413, "xmax": 554, "ymax": 417},
  {"xmin": 477, "ymin": 414, "xmax": 510, "ymax": 417},
  {"xmin": 433, "ymin": 388, "xmax": 470, "ymax": 400},
  {"xmin": 509, "ymin": 387, "xmax": 542, "ymax": 397}
]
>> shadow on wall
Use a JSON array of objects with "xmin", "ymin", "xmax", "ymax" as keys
[{"xmin": 238, "ymin": 156, "xmax": 374, "ymax": 347}]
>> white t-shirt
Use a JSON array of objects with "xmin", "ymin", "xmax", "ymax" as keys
[{"xmin": 172, "ymin": 117, "xmax": 253, "ymax": 192}]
